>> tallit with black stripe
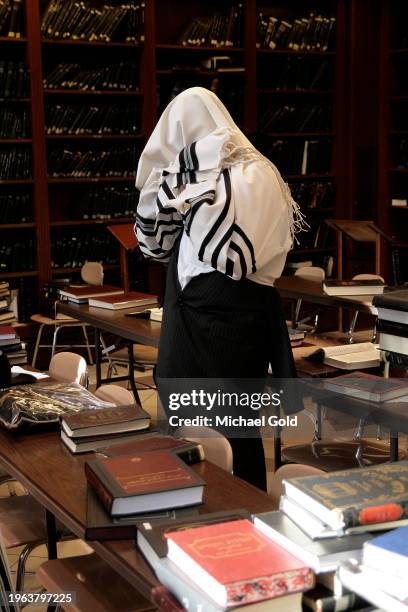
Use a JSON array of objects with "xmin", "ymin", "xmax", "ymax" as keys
[{"xmin": 135, "ymin": 87, "xmax": 306, "ymax": 287}]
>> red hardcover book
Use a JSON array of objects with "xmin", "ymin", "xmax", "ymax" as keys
[
  {"xmin": 165, "ymin": 519, "xmax": 314, "ymax": 608},
  {"xmin": 59, "ymin": 284, "xmax": 124, "ymax": 303},
  {"xmin": 85, "ymin": 450, "xmax": 205, "ymax": 517},
  {"xmin": 0, "ymin": 326, "xmax": 16, "ymax": 340},
  {"xmin": 88, "ymin": 291, "xmax": 158, "ymax": 310}
]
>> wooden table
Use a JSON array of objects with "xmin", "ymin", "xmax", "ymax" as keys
[
  {"xmin": 57, "ymin": 301, "xmax": 161, "ymax": 399},
  {"xmin": 0, "ymin": 428, "xmax": 272, "ymax": 600},
  {"xmin": 275, "ymin": 276, "xmax": 379, "ymax": 315}
]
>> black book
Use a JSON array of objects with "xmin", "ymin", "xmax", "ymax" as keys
[
  {"xmin": 373, "ymin": 289, "xmax": 408, "ymax": 313},
  {"xmin": 136, "ymin": 509, "xmax": 251, "ymax": 567}
]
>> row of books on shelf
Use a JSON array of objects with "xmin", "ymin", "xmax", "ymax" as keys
[
  {"xmin": 259, "ymin": 103, "xmax": 332, "ymax": 133},
  {"xmin": 0, "ymin": 61, "xmax": 29, "ymax": 99},
  {"xmin": 0, "ymin": 191, "xmax": 31, "ymax": 223},
  {"xmin": 396, "ymin": 138, "xmax": 408, "ymax": 168},
  {"xmin": 260, "ymin": 139, "xmax": 331, "ymax": 176},
  {"xmin": 41, "ymin": 0, "xmax": 145, "ymax": 43},
  {"xmin": 256, "ymin": 12, "xmax": 336, "ymax": 52},
  {"xmin": 0, "ymin": 0, "xmax": 24, "ymax": 39},
  {"xmin": 177, "ymin": 5, "xmax": 243, "ymax": 48},
  {"xmin": 0, "ymin": 239, "xmax": 35, "ymax": 272},
  {"xmin": 0, "ymin": 107, "xmax": 30, "ymax": 138},
  {"xmin": 45, "ymin": 103, "xmax": 139, "ymax": 136},
  {"xmin": 51, "ymin": 233, "xmax": 118, "ymax": 269},
  {"xmin": 43, "ymin": 61, "xmax": 139, "ymax": 92},
  {"xmin": 290, "ymin": 180, "xmax": 334, "ymax": 210},
  {"xmin": 58, "ymin": 394, "xmax": 408, "ymax": 612},
  {"xmin": 258, "ymin": 56, "xmax": 332, "ymax": 91},
  {"xmin": 0, "ymin": 324, "xmax": 27, "ymax": 365},
  {"xmin": 0, "ymin": 147, "xmax": 31, "ymax": 179},
  {"xmin": 77, "ymin": 185, "xmax": 137, "ymax": 220},
  {"xmin": 48, "ymin": 145, "xmax": 137, "ymax": 178}
]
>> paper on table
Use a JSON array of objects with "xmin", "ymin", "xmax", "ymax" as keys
[{"xmin": 11, "ymin": 366, "xmax": 49, "ymax": 380}]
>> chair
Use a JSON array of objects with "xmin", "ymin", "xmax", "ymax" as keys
[
  {"xmin": 49, "ymin": 352, "xmax": 88, "ymax": 386},
  {"xmin": 268, "ymin": 463, "xmax": 324, "ymax": 508},
  {"xmin": 175, "ymin": 426, "xmax": 233, "ymax": 473},
  {"xmin": 94, "ymin": 384, "xmax": 135, "ymax": 406},
  {"xmin": 106, "ymin": 345, "xmax": 158, "ymax": 378},
  {"xmin": 347, "ymin": 273, "xmax": 385, "ymax": 342},
  {"xmin": 36, "ymin": 553, "xmax": 155, "ymax": 612},
  {"xmin": 293, "ymin": 267, "xmax": 325, "ymax": 332},
  {"xmin": 0, "ymin": 528, "xmax": 19, "ymax": 612},
  {"xmin": 30, "ymin": 263, "xmax": 104, "ymax": 368}
]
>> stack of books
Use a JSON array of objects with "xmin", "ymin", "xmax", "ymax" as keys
[
  {"xmin": 0, "ymin": 326, "xmax": 27, "ymax": 365},
  {"xmin": 288, "ymin": 327, "xmax": 305, "ymax": 347},
  {"xmin": 58, "ymin": 284, "xmax": 124, "ymax": 305},
  {"xmin": 0, "ymin": 282, "xmax": 16, "ymax": 325},
  {"xmin": 323, "ymin": 279, "xmax": 385, "ymax": 296},
  {"xmin": 137, "ymin": 513, "xmax": 314, "ymax": 611},
  {"xmin": 306, "ymin": 342, "xmax": 380, "ymax": 370},
  {"xmin": 339, "ymin": 526, "xmax": 408, "ymax": 611},
  {"xmin": 274, "ymin": 462, "xmax": 408, "ymax": 610},
  {"xmin": 373, "ymin": 289, "xmax": 408, "ymax": 369},
  {"xmin": 88, "ymin": 292, "xmax": 157, "ymax": 310},
  {"xmin": 60, "ymin": 404, "xmax": 151, "ymax": 454}
]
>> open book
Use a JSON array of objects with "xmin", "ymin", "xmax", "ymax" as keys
[{"xmin": 306, "ymin": 343, "xmax": 380, "ymax": 370}]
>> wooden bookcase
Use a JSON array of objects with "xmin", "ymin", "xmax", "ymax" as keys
[
  {"xmin": 378, "ymin": 1, "xmax": 408, "ymax": 283},
  {"xmin": 1, "ymin": 0, "xmax": 353, "ymax": 322}
]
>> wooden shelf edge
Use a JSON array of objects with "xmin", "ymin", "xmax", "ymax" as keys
[
  {"xmin": 0, "ymin": 270, "xmax": 38, "ymax": 278},
  {"xmin": 45, "ymin": 134, "xmax": 144, "ymax": 140},
  {"xmin": 41, "ymin": 39, "xmax": 143, "ymax": 48},
  {"xmin": 47, "ymin": 177, "xmax": 136, "ymax": 184},
  {"xmin": 50, "ymin": 218, "xmax": 135, "ymax": 227},
  {"xmin": 0, "ymin": 223, "xmax": 35, "ymax": 229},
  {"xmin": 43, "ymin": 89, "xmax": 142, "ymax": 96}
]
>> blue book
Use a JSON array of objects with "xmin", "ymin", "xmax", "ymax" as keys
[{"xmin": 363, "ymin": 526, "xmax": 408, "ymax": 581}]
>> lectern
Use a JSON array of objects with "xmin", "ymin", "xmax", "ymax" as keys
[{"xmin": 107, "ymin": 223, "xmax": 138, "ymax": 291}]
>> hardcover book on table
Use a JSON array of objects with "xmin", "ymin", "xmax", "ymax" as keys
[
  {"xmin": 324, "ymin": 371, "xmax": 408, "ymax": 402},
  {"xmin": 61, "ymin": 404, "xmax": 150, "ymax": 438},
  {"xmin": 59, "ymin": 284, "xmax": 124, "ymax": 304},
  {"xmin": 88, "ymin": 292, "xmax": 158, "ymax": 310},
  {"xmin": 104, "ymin": 433, "xmax": 205, "ymax": 465},
  {"xmin": 165, "ymin": 519, "xmax": 314, "ymax": 608},
  {"xmin": 323, "ymin": 279, "xmax": 385, "ymax": 296},
  {"xmin": 363, "ymin": 525, "xmax": 408, "ymax": 581},
  {"xmin": 85, "ymin": 450, "xmax": 206, "ymax": 516},
  {"xmin": 284, "ymin": 461, "xmax": 408, "ymax": 532}
]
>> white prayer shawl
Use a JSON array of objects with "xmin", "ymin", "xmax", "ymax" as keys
[{"xmin": 135, "ymin": 87, "xmax": 305, "ymax": 288}]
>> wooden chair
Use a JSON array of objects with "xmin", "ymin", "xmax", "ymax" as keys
[
  {"xmin": 30, "ymin": 263, "xmax": 104, "ymax": 368},
  {"xmin": 49, "ymin": 352, "xmax": 88, "ymax": 387},
  {"xmin": 293, "ymin": 267, "xmax": 325, "ymax": 332},
  {"xmin": 175, "ymin": 426, "xmax": 233, "ymax": 472},
  {"xmin": 106, "ymin": 345, "xmax": 158, "ymax": 378},
  {"xmin": 94, "ymin": 384, "xmax": 135, "ymax": 406},
  {"xmin": 268, "ymin": 463, "xmax": 324, "ymax": 508},
  {"xmin": 36, "ymin": 553, "xmax": 155, "ymax": 612}
]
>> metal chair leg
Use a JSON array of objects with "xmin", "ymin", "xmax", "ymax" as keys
[
  {"xmin": 51, "ymin": 326, "xmax": 61, "ymax": 358},
  {"xmin": 347, "ymin": 311, "xmax": 359, "ymax": 343},
  {"xmin": 32, "ymin": 324, "xmax": 45, "ymax": 368},
  {"xmin": 293, "ymin": 299, "xmax": 302, "ymax": 328},
  {"xmin": 15, "ymin": 543, "xmax": 37, "ymax": 592},
  {"xmin": 81, "ymin": 325, "xmax": 94, "ymax": 365}
]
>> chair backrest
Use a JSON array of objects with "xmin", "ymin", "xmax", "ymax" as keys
[
  {"xmin": 294, "ymin": 266, "xmax": 325, "ymax": 281},
  {"xmin": 81, "ymin": 262, "xmax": 104, "ymax": 286},
  {"xmin": 268, "ymin": 463, "xmax": 324, "ymax": 508},
  {"xmin": 352, "ymin": 273, "xmax": 385, "ymax": 283},
  {"xmin": 49, "ymin": 352, "xmax": 88, "ymax": 386},
  {"xmin": 94, "ymin": 385, "xmax": 135, "ymax": 406},
  {"xmin": 175, "ymin": 426, "xmax": 233, "ymax": 473}
]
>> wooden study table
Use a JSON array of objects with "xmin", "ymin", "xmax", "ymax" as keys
[
  {"xmin": 57, "ymin": 301, "xmax": 161, "ymax": 398},
  {"xmin": 275, "ymin": 276, "xmax": 379, "ymax": 316},
  {"xmin": 0, "ymin": 427, "xmax": 272, "ymax": 600}
]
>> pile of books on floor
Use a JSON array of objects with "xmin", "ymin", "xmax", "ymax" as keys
[
  {"xmin": 0, "ymin": 325, "xmax": 27, "ymax": 365},
  {"xmin": 0, "ymin": 281, "xmax": 16, "ymax": 325},
  {"xmin": 373, "ymin": 288, "xmax": 408, "ymax": 369}
]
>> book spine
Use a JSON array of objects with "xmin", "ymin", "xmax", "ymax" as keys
[
  {"xmin": 226, "ymin": 568, "xmax": 314, "ymax": 605},
  {"xmin": 341, "ymin": 501, "xmax": 408, "ymax": 529},
  {"xmin": 84, "ymin": 463, "xmax": 114, "ymax": 515}
]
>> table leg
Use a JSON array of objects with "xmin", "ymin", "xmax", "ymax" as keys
[
  {"xmin": 94, "ymin": 327, "xmax": 101, "ymax": 389},
  {"xmin": 390, "ymin": 432, "xmax": 399, "ymax": 462},
  {"xmin": 45, "ymin": 509, "xmax": 58, "ymax": 560}
]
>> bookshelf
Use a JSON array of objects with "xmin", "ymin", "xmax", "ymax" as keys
[
  {"xmin": 378, "ymin": 1, "xmax": 408, "ymax": 284},
  {"xmin": 2, "ymin": 0, "xmax": 352, "ymax": 322}
]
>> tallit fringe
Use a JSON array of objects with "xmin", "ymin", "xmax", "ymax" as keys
[{"xmin": 221, "ymin": 138, "xmax": 310, "ymax": 247}]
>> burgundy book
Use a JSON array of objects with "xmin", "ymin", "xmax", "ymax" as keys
[
  {"xmin": 85, "ymin": 450, "xmax": 206, "ymax": 517},
  {"xmin": 0, "ymin": 326, "xmax": 16, "ymax": 340},
  {"xmin": 59, "ymin": 284, "xmax": 124, "ymax": 302},
  {"xmin": 166, "ymin": 519, "xmax": 314, "ymax": 608}
]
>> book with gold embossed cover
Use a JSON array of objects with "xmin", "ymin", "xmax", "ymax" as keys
[
  {"xmin": 62, "ymin": 404, "xmax": 150, "ymax": 438},
  {"xmin": 284, "ymin": 461, "xmax": 408, "ymax": 532},
  {"xmin": 165, "ymin": 519, "xmax": 314, "ymax": 608},
  {"xmin": 85, "ymin": 451, "xmax": 205, "ymax": 517}
]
